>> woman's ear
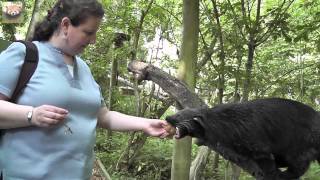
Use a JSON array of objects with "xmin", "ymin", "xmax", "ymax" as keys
[{"xmin": 60, "ymin": 17, "xmax": 71, "ymax": 37}]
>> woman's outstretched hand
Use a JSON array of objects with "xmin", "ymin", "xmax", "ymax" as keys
[{"xmin": 143, "ymin": 119, "xmax": 175, "ymax": 138}]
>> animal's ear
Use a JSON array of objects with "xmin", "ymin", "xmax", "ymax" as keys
[
  {"xmin": 191, "ymin": 116, "xmax": 205, "ymax": 138},
  {"xmin": 192, "ymin": 116, "xmax": 205, "ymax": 129}
]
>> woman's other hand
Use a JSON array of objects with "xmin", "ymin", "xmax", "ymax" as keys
[{"xmin": 32, "ymin": 105, "xmax": 68, "ymax": 127}]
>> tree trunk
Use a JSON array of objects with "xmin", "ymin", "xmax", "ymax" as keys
[
  {"xmin": 25, "ymin": 0, "xmax": 43, "ymax": 41},
  {"xmin": 242, "ymin": 38, "xmax": 256, "ymax": 101},
  {"xmin": 189, "ymin": 146, "xmax": 211, "ymax": 180},
  {"xmin": 231, "ymin": 163, "xmax": 241, "ymax": 180},
  {"xmin": 242, "ymin": 0, "xmax": 261, "ymax": 101},
  {"xmin": 107, "ymin": 33, "xmax": 130, "ymax": 138},
  {"xmin": 130, "ymin": 0, "xmax": 154, "ymax": 61},
  {"xmin": 108, "ymin": 48, "xmax": 118, "ymax": 110},
  {"xmin": 172, "ymin": 1, "xmax": 199, "ymax": 179}
]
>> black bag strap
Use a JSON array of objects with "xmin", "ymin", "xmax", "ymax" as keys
[{"xmin": 9, "ymin": 41, "xmax": 38, "ymax": 103}]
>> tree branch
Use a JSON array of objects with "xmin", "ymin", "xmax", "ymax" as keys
[{"xmin": 128, "ymin": 61, "xmax": 206, "ymax": 108}]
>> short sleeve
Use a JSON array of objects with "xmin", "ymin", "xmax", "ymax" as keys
[
  {"xmin": 99, "ymin": 86, "xmax": 107, "ymax": 107},
  {"xmin": 0, "ymin": 42, "xmax": 26, "ymax": 98}
]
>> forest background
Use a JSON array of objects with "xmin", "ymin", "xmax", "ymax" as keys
[{"xmin": 1, "ymin": 0, "xmax": 320, "ymax": 179}]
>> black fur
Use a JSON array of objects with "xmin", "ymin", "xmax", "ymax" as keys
[{"xmin": 165, "ymin": 98, "xmax": 320, "ymax": 180}]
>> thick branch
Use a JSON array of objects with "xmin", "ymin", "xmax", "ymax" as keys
[{"xmin": 128, "ymin": 61, "xmax": 206, "ymax": 108}]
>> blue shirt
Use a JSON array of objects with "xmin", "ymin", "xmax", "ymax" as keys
[{"xmin": 0, "ymin": 41, "xmax": 102, "ymax": 180}]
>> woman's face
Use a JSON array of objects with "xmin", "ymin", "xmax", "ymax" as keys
[{"xmin": 64, "ymin": 16, "xmax": 102, "ymax": 55}]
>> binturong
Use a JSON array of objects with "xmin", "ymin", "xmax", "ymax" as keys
[{"xmin": 165, "ymin": 98, "xmax": 320, "ymax": 180}]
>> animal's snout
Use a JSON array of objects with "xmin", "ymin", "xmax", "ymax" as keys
[{"xmin": 163, "ymin": 123, "xmax": 176, "ymax": 136}]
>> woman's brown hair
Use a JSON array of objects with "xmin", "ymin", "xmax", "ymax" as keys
[{"xmin": 32, "ymin": 0, "xmax": 104, "ymax": 41}]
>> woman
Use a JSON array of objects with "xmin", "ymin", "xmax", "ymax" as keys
[{"xmin": 0, "ymin": 0, "xmax": 171, "ymax": 179}]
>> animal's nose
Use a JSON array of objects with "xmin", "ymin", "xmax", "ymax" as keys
[{"xmin": 164, "ymin": 124, "xmax": 176, "ymax": 136}]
